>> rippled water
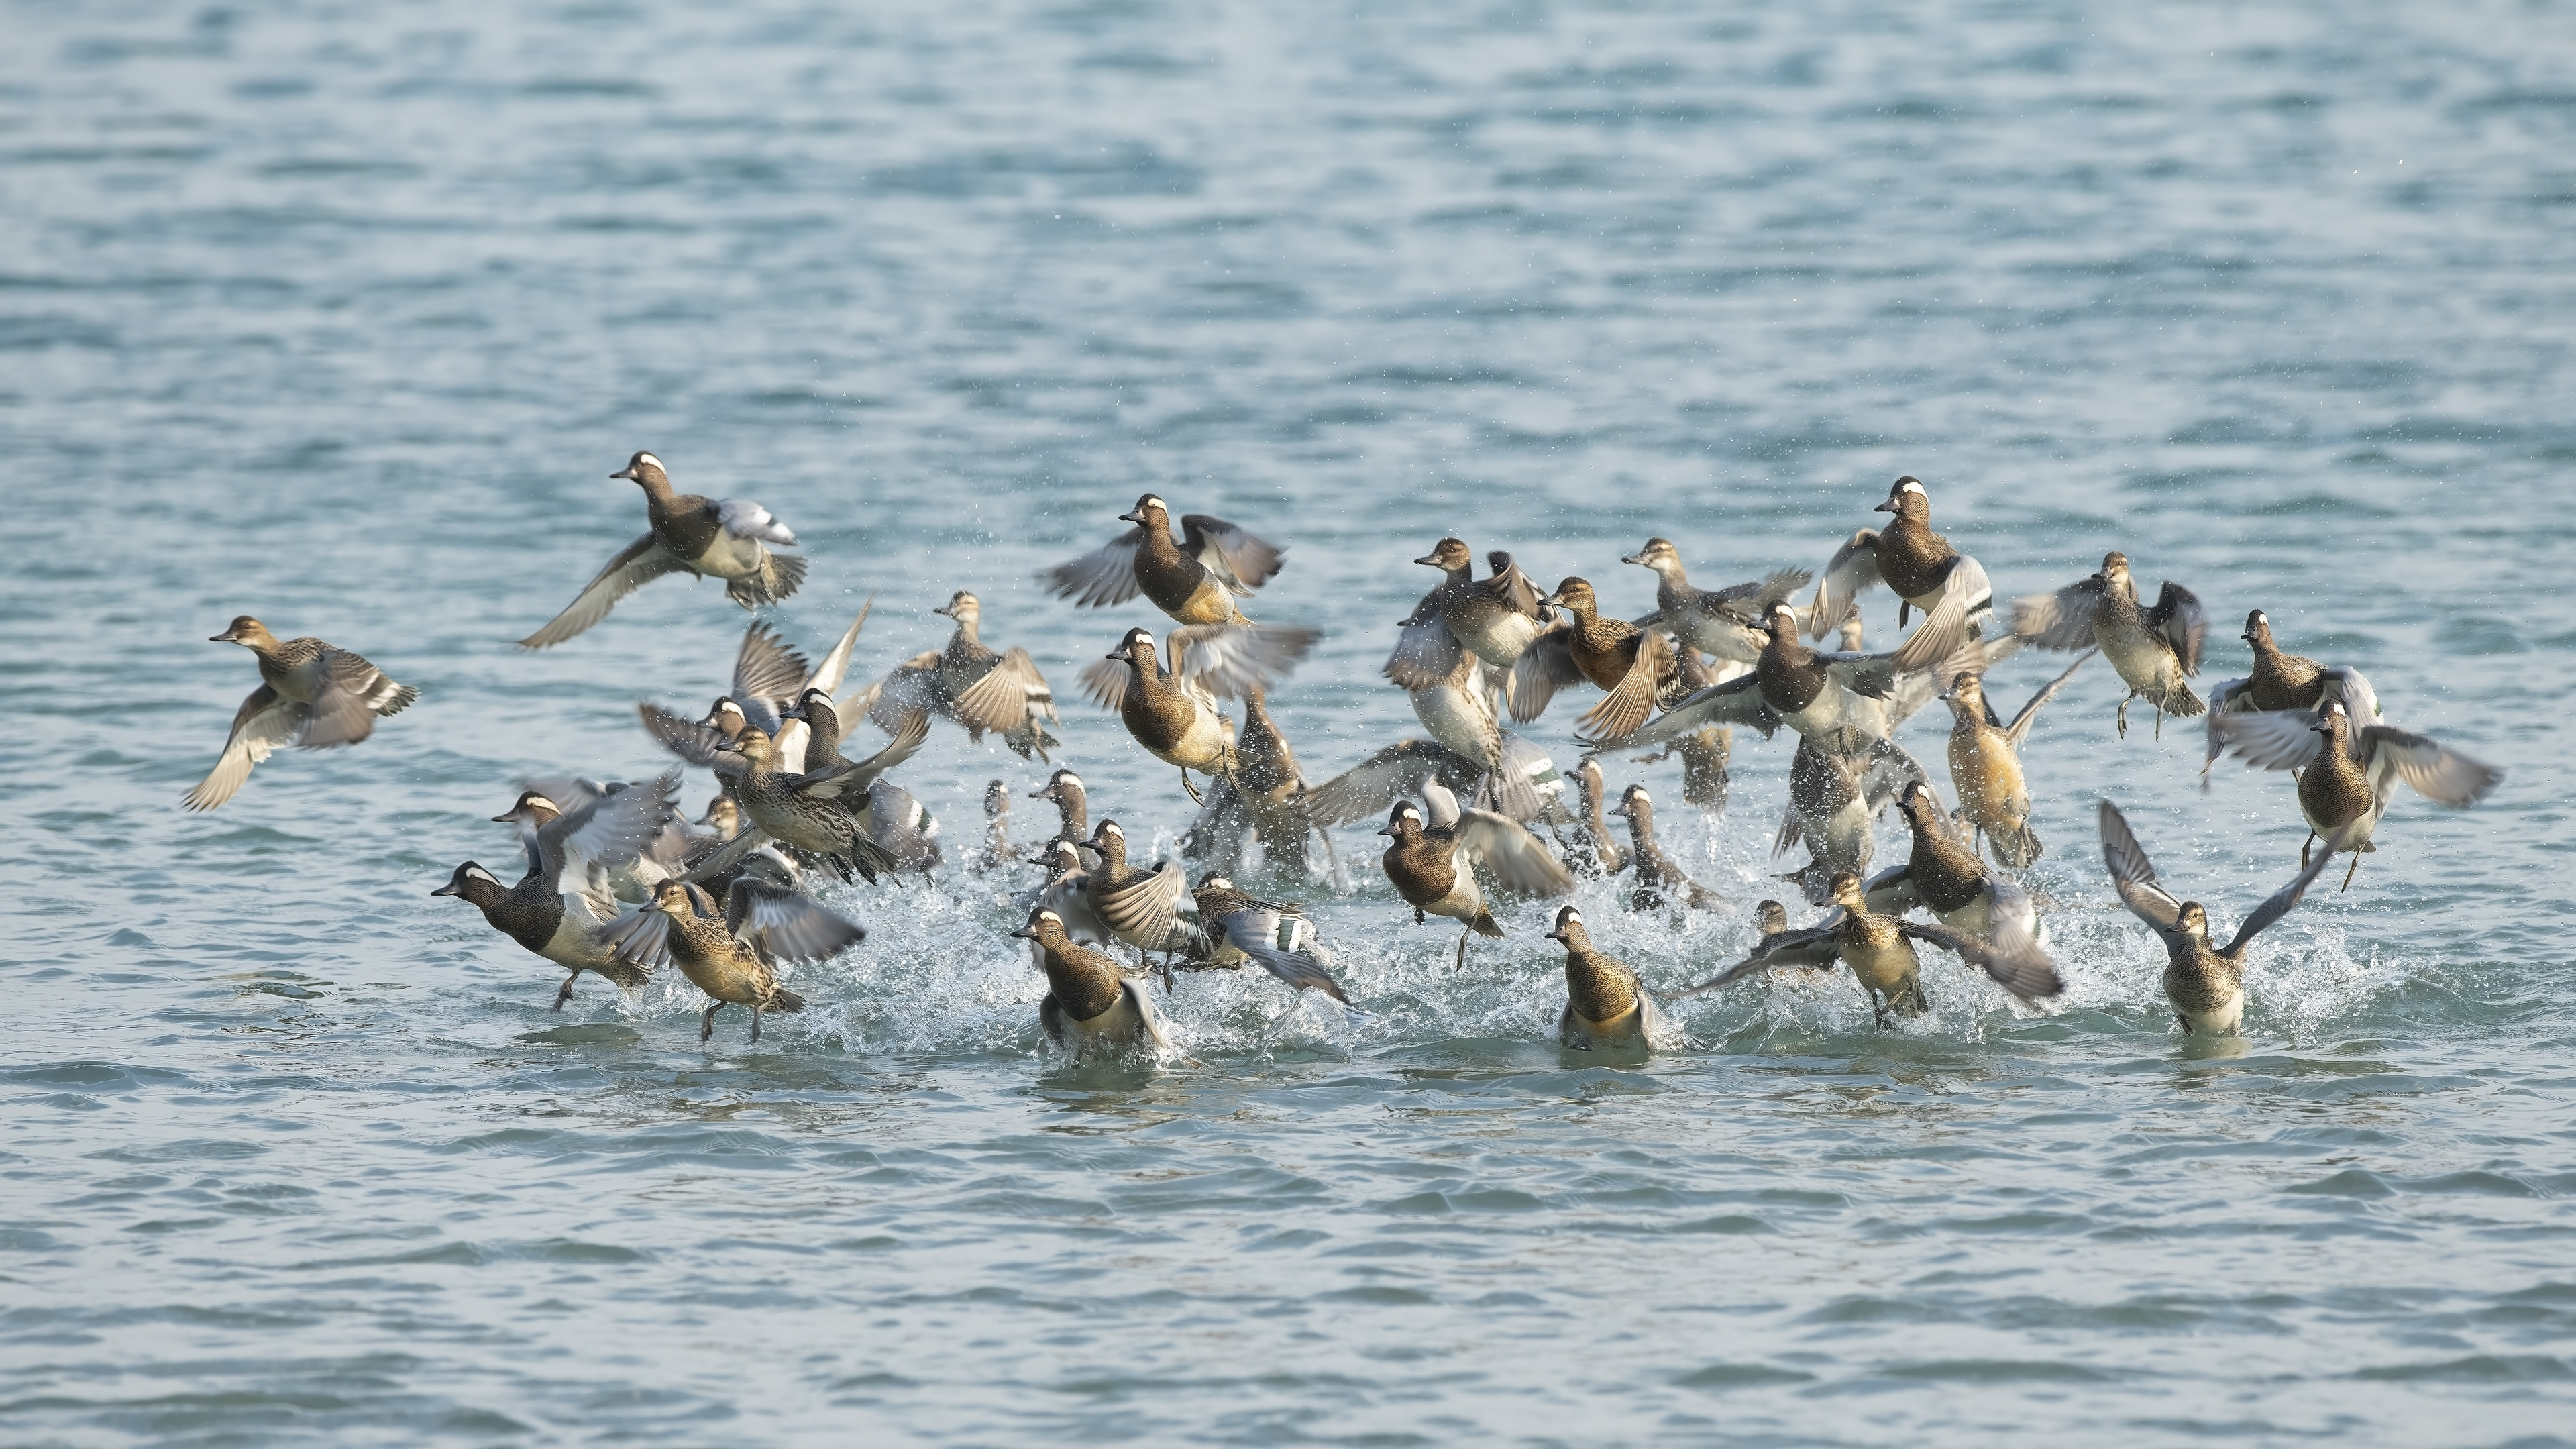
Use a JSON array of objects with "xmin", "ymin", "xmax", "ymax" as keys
[{"xmin": 7, "ymin": 1, "xmax": 2575, "ymax": 1442}]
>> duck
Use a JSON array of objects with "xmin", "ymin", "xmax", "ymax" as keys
[
  {"xmin": 1676, "ymin": 871, "xmax": 2053, "ymax": 1024},
  {"xmin": 1622, "ymin": 539, "xmax": 1813, "ymax": 665},
  {"xmin": 491, "ymin": 774, "xmax": 687, "ymax": 904},
  {"xmin": 1766, "ymin": 733, "xmax": 1930, "ymax": 905},
  {"xmin": 1299, "ymin": 737, "xmax": 1566, "ymax": 833},
  {"xmin": 1511, "ymin": 577, "xmax": 1681, "ymax": 743},
  {"xmin": 1743, "ymin": 898, "xmax": 1841, "ymax": 971},
  {"xmin": 433, "ymin": 772, "xmax": 676, "ymax": 1010},
  {"xmin": 981, "ymin": 780, "xmax": 1016, "ymax": 868},
  {"xmin": 1009, "ymin": 907, "xmax": 1172, "ymax": 1059},
  {"xmin": 1377, "ymin": 781, "xmax": 1576, "ymax": 969},
  {"xmin": 1810, "ymin": 477, "xmax": 1996, "ymax": 673},
  {"xmin": 700, "ymin": 717, "xmax": 931, "ymax": 883},
  {"xmin": 1183, "ymin": 874, "xmax": 1354, "ymax": 1005},
  {"xmin": 186, "ymin": 616, "xmax": 420, "ymax": 810},
  {"xmin": 598, "ymin": 879, "xmax": 861, "ymax": 1042},
  {"xmin": 635, "ymin": 605, "xmax": 877, "ymax": 771},
  {"xmin": 1613, "ymin": 784, "xmax": 1724, "ymax": 914},
  {"xmin": 1081, "ymin": 626, "xmax": 1246, "ymax": 802},
  {"xmin": 858, "ymin": 592, "xmax": 1060, "ymax": 761},
  {"xmin": 1031, "ymin": 768, "xmax": 1091, "ymax": 845},
  {"xmin": 1230, "ymin": 688, "xmax": 1319, "ymax": 876},
  {"xmin": 1936, "ymin": 651, "xmax": 2094, "ymax": 867},
  {"xmin": 518, "ymin": 451, "xmax": 805, "ymax": 649},
  {"xmin": 2202, "ymin": 616, "xmax": 2382, "ymax": 777},
  {"xmin": 1617, "ymin": 602, "xmax": 1986, "ymax": 757},
  {"xmin": 1402, "ymin": 629, "xmax": 1544, "ymax": 820},
  {"xmin": 1545, "ymin": 907, "xmax": 1673, "ymax": 1051},
  {"xmin": 2210, "ymin": 697, "xmax": 2504, "ymax": 890},
  {"xmin": 1569, "ymin": 757, "xmax": 1631, "ymax": 877},
  {"xmin": 1865, "ymin": 782, "xmax": 2053, "ymax": 961},
  {"xmin": 1386, "ymin": 540, "xmax": 1551, "ymax": 684},
  {"xmin": 1044, "ymin": 493, "xmax": 1319, "ymax": 665},
  {"xmin": 1083, "ymin": 820, "xmax": 1199, "ymax": 971},
  {"xmin": 2011, "ymin": 552, "xmax": 2208, "ymax": 739},
  {"xmin": 2098, "ymin": 800, "xmax": 2335, "ymax": 1036},
  {"xmin": 1016, "ymin": 838, "xmax": 1114, "ymax": 957}
]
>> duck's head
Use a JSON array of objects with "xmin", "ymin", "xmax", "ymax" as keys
[
  {"xmin": 1876, "ymin": 476, "xmax": 1929, "ymax": 517},
  {"xmin": 430, "ymin": 861, "xmax": 502, "ymax": 900},
  {"xmin": 1108, "ymin": 626, "xmax": 1157, "ymax": 665},
  {"xmin": 984, "ymin": 780, "xmax": 1010, "ymax": 812},
  {"xmin": 702, "ymin": 697, "xmax": 750, "ymax": 739},
  {"xmin": 2169, "ymin": 900, "xmax": 2212, "ymax": 945},
  {"xmin": 209, "ymin": 615, "xmax": 276, "ymax": 649},
  {"xmin": 1939, "ymin": 670, "xmax": 1986, "ymax": 710},
  {"xmin": 718, "ymin": 726, "xmax": 773, "ymax": 763},
  {"xmin": 649, "ymin": 879, "xmax": 698, "ymax": 918},
  {"xmin": 2098, "ymin": 551, "xmax": 2133, "ymax": 587},
  {"xmin": 1898, "ymin": 780, "xmax": 1943, "ymax": 823},
  {"xmin": 1379, "ymin": 801, "xmax": 1425, "ymax": 841},
  {"xmin": 1415, "ymin": 537, "xmax": 1472, "ymax": 572},
  {"xmin": 1543, "ymin": 578, "xmax": 1597, "ymax": 615},
  {"xmin": 611, "ymin": 451, "xmax": 669, "ymax": 488},
  {"xmin": 491, "ymin": 789, "xmax": 560, "ymax": 825},
  {"xmin": 2242, "ymin": 609, "xmax": 2273, "ymax": 647},
  {"xmin": 1755, "ymin": 899, "xmax": 1790, "ymax": 934},
  {"xmin": 1615, "ymin": 783, "xmax": 1653, "ymax": 822},
  {"xmin": 699, "ymin": 794, "xmax": 739, "ymax": 837},
  {"xmin": 1544, "ymin": 904, "xmax": 1588, "ymax": 947},
  {"xmin": 1621, "ymin": 537, "xmax": 1681, "ymax": 571},
  {"xmin": 1765, "ymin": 602, "xmax": 1801, "ymax": 642},
  {"xmin": 1030, "ymin": 839, "xmax": 1081, "ymax": 871},
  {"xmin": 1117, "ymin": 494, "xmax": 1169, "ymax": 527},
  {"xmin": 1032, "ymin": 768, "xmax": 1083, "ymax": 803},
  {"xmin": 1827, "ymin": 871, "xmax": 1866, "ymax": 908},
  {"xmin": 2312, "ymin": 700, "xmax": 2347, "ymax": 737},
  {"xmin": 1010, "ymin": 907, "xmax": 1064, "ymax": 943},
  {"xmin": 934, "ymin": 590, "xmax": 981, "ymax": 623}
]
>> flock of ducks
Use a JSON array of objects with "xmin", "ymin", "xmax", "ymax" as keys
[{"xmin": 191, "ymin": 462, "xmax": 2506, "ymax": 1057}]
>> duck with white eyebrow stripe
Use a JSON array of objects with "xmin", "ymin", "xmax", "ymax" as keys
[
  {"xmin": 1545, "ymin": 906, "xmax": 1674, "ymax": 1053},
  {"xmin": 2210, "ymin": 696, "xmax": 2503, "ymax": 892},
  {"xmin": 1809, "ymin": 476, "xmax": 1998, "ymax": 674},
  {"xmin": 1009, "ymin": 906, "xmax": 1171, "ymax": 1059},
  {"xmin": 519, "ymin": 450, "xmax": 806, "ymax": 649},
  {"xmin": 1377, "ymin": 780, "xmax": 1574, "ymax": 969}
]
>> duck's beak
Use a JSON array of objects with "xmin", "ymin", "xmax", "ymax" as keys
[
  {"xmin": 932, "ymin": 604, "xmax": 954, "ymax": 619},
  {"xmin": 1619, "ymin": 552, "xmax": 1646, "ymax": 566},
  {"xmin": 1377, "ymin": 824, "xmax": 1400, "ymax": 837},
  {"xmin": 209, "ymin": 626, "xmax": 241, "ymax": 643},
  {"xmin": 610, "ymin": 464, "xmax": 638, "ymax": 480},
  {"xmin": 1106, "ymin": 648, "xmax": 1127, "ymax": 661},
  {"xmin": 1873, "ymin": 498, "xmax": 1896, "ymax": 513},
  {"xmin": 488, "ymin": 808, "xmax": 521, "ymax": 823},
  {"xmin": 1413, "ymin": 551, "xmax": 1444, "ymax": 567},
  {"xmin": 430, "ymin": 881, "xmax": 460, "ymax": 897},
  {"xmin": 1008, "ymin": 924, "xmax": 1038, "ymax": 941},
  {"xmin": 1116, "ymin": 508, "xmax": 1147, "ymax": 525}
]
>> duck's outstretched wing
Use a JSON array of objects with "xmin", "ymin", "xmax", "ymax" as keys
[
  {"xmin": 2096, "ymin": 800, "xmax": 2183, "ymax": 931},
  {"xmin": 1671, "ymin": 922, "xmax": 1840, "ymax": 998},
  {"xmin": 732, "ymin": 621, "xmax": 812, "ymax": 731},
  {"xmin": 1454, "ymin": 810, "xmax": 1576, "ymax": 897},
  {"xmin": 595, "ymin": 906, "xmax": 675, "ymax": 973},
  {"xmin": 2146, "ymin": 580, "xmax": 2208, "ymax": 675},
  {"xmin": 1889, "ymin": 555, "xmax": 1992, "ymax": 674},
  {"xmin": 802, "ymin": 598, "xmax": 874, "ymax": 699},
  {"xmin": 798, "ymin": 712, "xmax": 932, "ymax": 801},
  {"xmin": 1385, "ymin": 614, "xmax": 1465, "ymax": 690},
  {"xmin": 953, "ymin": 647, "xmax": 1055, "ymax": 734},
  {"xmin": 519, "ymin": 533, "xmax": 683, "ymax": 649},
  {"xmin": 714, "ymin": 498, "xmax": 798, "ymax": 545},
  {"xmin": 1095, "ymin": 860, "xmax": 1192, "ymax": 951},
  {"xmin": 1898, "ymin": 918, "xmax": 2062, "ymax": 1005},
  {"xmin": 1615, "ymin": 672, "xmax": 1774, "ymax": 749},
  {"xmin": 1169, "ymin": 623, "xmax": 1320, "ymax": 699},
  {"xmin": 1217, "ymin": 916, "xmax": 1352, "ymax": 1004},
  {"xmin": 1810, "ymin": 529, "xmax": 1883, "ymax": 642},
  {"xmin": 2359, "ymin": 727, "xmax": 2504, "ymax": 808},
  {"xmin": 727, "ymin": 879, "xmax": 865, "ymax": 962},
  {"xmin": 2220, "ymin": 845, "xmax": 2334, "ymax": 961},
  {"xmin": 1576, "ymin": 629, "xmax": 1674, "ymax": 745},
  {"xmin": 184, "ymin": 684, "xmax": 305, "ymax": 811},
  {"xmin": 1507, "ymin": 618, "xmax": 1585, "ymax": 722},
  {"xmin": 1304, "ymin": 740, "xmax": 1462, "ymax": 826},
  {"xmin": 2001, "ymin": 649, "xmax": 2094, "ymax": 748},
  {"xmin": 867, "ymin": 653, "xmax": 946, "ymax": 733},
  {"xmin": 543, "ymin": 771, "xmax": 681, "ymax": 886},
  {"xmin": 2210, "ymin": 707, "xmax": 2330, "ymax": 773},
  {"xmin": 2010, "ymin": 574, "xmax": 2106, "ymax": 653},
  {"xmin": 1180, "ymin": 514, "xmax": 1286, "ymax": 595},
  {"xmin": 1042, "ymin": 527, "xmax": 1146, "ymax": 608}
]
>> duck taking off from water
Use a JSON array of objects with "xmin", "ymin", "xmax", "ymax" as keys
[
  {"xmin": 1042, "ymin": 493, "xmax": 1320, "ymax": 682},
  {"xmin": 1010, "ymin": 907, "xmax": 1173, "ymax": 1060},
  {"xmin": 186, "ymin": 616, "xmax": 420, "ymax": 811},
  {"xmin": 598, "ymin": 879, "xmax": 861, "ymax": 1043},
  {"xmin": 859, "ymin": 592, "xmax": 1060, "ymax": 761},
  {"xmin": 1545, "ymin": 907, "xmax": 1673, "ymax": 1053},
  {"xmin": 1377, "ymin": 781, "xmax": 1575, "ymax": 969},
  {"xmin": 2010, "ymin": 551, "xmax": 2208, "ymax": 739},
  {"xmin": 1937, "ymin": 651, "xmax": 2094, "ymax": 867},
  {"xmin": 1810, "ymin": 477, "xmax": 1996, "ymax": 674},
  {"xmin": 519, "ymin": 451, "xmax": 804, "ymax": 649},
  {"xmin": 2098, "ymin": 800, "xmax": 2334, "ymax": 1036},
  {"xmin": 2209, "ymin": 697, "xmax": 2503, "ymax": 891}
]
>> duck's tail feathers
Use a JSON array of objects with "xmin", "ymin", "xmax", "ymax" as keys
[
  {"xmin": 1990, "ymin": 822, "xmax": 2043, "ymax": 870},
  {"xmin": 598, "ymin": 961, "xmax": 651, "ymax": 989},
  {"xmin": 727, "ymin": 552, "xmax": 808, "ymax": 609},
  {"xmin": 770, "ymin": 988, "xmax": 806, "ymax": 1013},
  {"xmin": 1470, "ymin": 910, "xmax": 1505, "ymax": 938}
]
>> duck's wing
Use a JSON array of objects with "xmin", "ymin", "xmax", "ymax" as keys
[
  {"xmin": 1454, "ymin": 809, "xmax": 1576, "ymax": 896},
  {"xmin": 2210, "ymin": 707, "xmax": 2330, "ymax": 773},
  {"xmin": 1616, "ymin": 673, "xmax": 1773, "ymax": 749},
  {"xmin": 796, "ymin": 711, "xmax": 932, "ymax": 800},
  {"xmin": 1096, "ymin": 859, "xmax": 1192, "ymax": 949},
  {"xmin": 1169, "ymin": 623, "xmax": 1320, "ymax": 699},
  {"xmin": 1670, "ymin": 922, "xmax": 1841, "ymax": 998},
  {"xmin": 1218, "ymin": 916, "xmax": 1352, "ymax": 1003},
  {"xmin": 770, "ymin": 718, "xmax": 812, "ymax": 775},
  {"xmin": 1576, "ymin": 629, "xmax": 1675, "ymax": 745},
  {"xmin": 2009, "ymin": 574, "xmax": 2106, "ymax": 653},
  {"xmin": 2143, "ymin": 580, "xmax": 2207, "ymax": 675},
  {"xmin": 1771, "ymin": 800, "xmax": 1803, "ymax": 857},
  {"xmin": 2003, "ymin": 649, "xmax": 2096, "ymax": 748},
  {"xmin": 298, "ymin": 648, "xmax": 419, "ymax": 748},
  {"xmin": 1750, "ymin": 566, "xmax": 1817, "ymax": 616},
  {"xmin": 2358, "ymin": 727, "xmax": 2504, "ymax": 808},
  {"xmin": 1858, "ymin": 737, "xmax": 1929, "ymax": 812},
  {"xmin": 1304, "ymin": 740, "xmax": 1460, "ymax": 826},
  {"xmin": 519, "ymin": 533, "xmax": 685, "ymax": 649},
  {"xmin": 800, "ymin": 596, "xmax": 874, "ymax": 698},
  {"xmin": 1898, "ymin": 918, "xmax": 2062, "ymax": 1005},
  {"xmin": 866, "ymin": 653, "xmax": 946, "ymax": 733},
  {"xmin": 542, "ymin": 770, "xmax": 681, "ymax": 885},
  {"xmin": 594, "ymin": 906, "xmax": 675, "ymax": 973},
  {"xmin": 1888, "ymin": 555, "xmax": 1992, "ymax": 674},
  {"xmin": 1810, "ymin": 529, "xmax": 1883, "ymax": 641},
  {"xmin": 638, "ymin": 702, "xmax": 743, "ymax": 774},
  {"xmin": 1077, "ymin": 658, "xmax": 1131, "ymax": 712},
  {"xmin": 2095, "ymin": 800, "xmax": 2184, "ymax": 930},
  {"xmin": 1419, "ymin": 775, "xmax": 1466, "ymax": 830},
  {"xmin": 1862, "ymin": 863, "xmax": 1920, "ymax": 915},
  {"xmin": 183, "ymin": 684, "xmax": 305, "ymax": 810},
  {"xmin": 1179, "ymin": 513, "xmax": 1286, "ymax": 595},
  {"xmin": 1507, "ymin": 618, "xmax": 1585, "ymax": 722},
  {"xmin": 712, "ymin": 498, "xmax": 797, "ymax": 545},
  {"xmin": 726, "ymin": 879, "xmax": 865, "ymax": 963},
  {"xmin": 953, "ymin": 647, "xmax": 1054, "ymax": 734},
  {"xmin": 1485, "ymin": 551, "xmax": 1545, "ymax": 616},
  {"xmin": 732, "ymin": 621, "xmax": 813, "ymax": 729},
  {"xmin": 2219, "ymin": 845, "xmax": 2334, "ymax": 961},
  {"xmin": 1385, "ymin": 614, "xmax": 1466, "ymax": 690},
  {"xmin": 1042, "ymin": 525, "xmax": 1147, "ymax": 608},
  {"xmin": 2201, "ymin": 676, "xmax": 2255, "ymax": 777}
]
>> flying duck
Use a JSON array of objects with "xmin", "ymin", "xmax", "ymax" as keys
[
  {"xmin": 857, "ymin": 592, "xmax": 1061, "ymax": 761},
  {"xmin": 1935, "ymin": 651, "xmax": 2094, "ymax": 867},
  {"xmin": 600, "ymin": 878, "xmax": 862, "ymax": 1042},
  {"xmin": 1009, "ymin": 907, "xmax": 1173, "ymax": 1059},
  {"xmin": 2202, "ymin": 613, "xmax": 2383, "ymax": 777},
  {"xmin": 2210, "ymin": 696, "xmax": 2504, "ymax": 890},
  {"xmin": 519, "ymin": 451, "xmax": 805, "ymax": 649},
  {"xmin": 1864, "ymin": 782, "xmax": 2058, "ymax": 976},
  {"xmin": 1386, "ymin": 541, "xmax": 1552, "ymax": 685},
  {"xmin": 1545, "ymin": 907, "xmax": 1674, "ymax": 1052},
  {"xmin": 1771, "ymin": 735, "xmax": 1929, "ymax": 906},
  {"xmin": 1081, "ymin": 626, "xmax": 1249, "ymax": 801},
  {"xmin": 434, "ymin": 773, "xmax": 676, "ymax": 1008},
  {"xmin": 2012, "ymin": 552, "xmax": 2208, "ymax": 738},
  {"xmin": 1511, "ymin": 577, "xmax": 1682, "ymax": 743},
  {"xmin": 1377, "ymin": 782, "xmax": 1575, "ymax": 968},
  {"xmin": 1676, "ymin": 871, "xmax": 2055, "ymax": 1024},
  {"xmin": 1612, "ymin": 784, "xmax": 1724, "ymax": 914},
  {"xmin": 2098, "ymin": 800, "xmax": 2334, "ymax": 1036},
  {"xmin": 1044, "ymin": 493, "xmax": 1319, "ymax": 667},
  {"xmin": 1185, "ymin": 873, "xmax": 1354, "ymax": 1005},
  {"xmin": 1811, "ymin": 477, "xmax": 1996, "ymax": 673},
  {"xmin": 1298, "ymin": 736, "xmax": 1566, "ymax": 833},
  {"xmin": 1083, "ymin": 821, "xmax": 1200, "ymax": 972},
  {"xmin": 186, "ymin": 616, "xmax": 419, "ymax": 811},
  {"xmin": 1623, "ymin": 538, "xmax": 1811, "ymax": 666}
]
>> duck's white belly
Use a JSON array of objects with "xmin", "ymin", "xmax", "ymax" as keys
[
  {"xmin": 1411, "ymin": 682, "xmax": 1497, "ymax": 766},
  {"xmin": 688, "ymin": 529, "xmax": 769, "ymax": 579}
]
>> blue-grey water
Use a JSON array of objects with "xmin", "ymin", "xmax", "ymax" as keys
[{"xmin": 6, "ymin": 1, "xmax": 2573, "ymax": 1442}]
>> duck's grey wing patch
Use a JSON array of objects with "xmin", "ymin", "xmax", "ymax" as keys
[
  {"xmin": 1671, "ymin": 923, "xmax": 1839, "ymax": 997},
  {"xmin": 2010, "ymin": 574, "xmax": 2105, "ymax": 653},
  {"xmin": 2210, "ymin": 708, "xmax": 2330, "ymax": 773},
  {"xmin": 1621, "ymin": 672, "xmax": 1772, "ymax": 749},
  {"xmin": 732, "ymin": 621, "xmax": 813, "ymax": 729},
  {"xmin": 1042, "ymin": 526, "xmax": 1146, "ymax": 608},
  {"xmin": 867, "ymin": 653, "xmax": 945, "ymax": 732},
  {"xmin": 1576, "ymin": 629, "xmax": 1674, "ymax": 745},
  {"xmin": 727, "ymin": 879, "xmax": 865, "ymax": 962},
  {"xmin": 1899, "ymin": 918, "xmax": 2062, "ymax": 1004},
  {"xmin": 1304, "ymin": 740, "xmax": 1460, "ymax": 826},
  {"xmin": 1811, "ymin": 529, "xmax": 1883, "ymax": 641},
  {"xmin": 1890, "ymin": 555, "xmax": 1991, "ymax": 674},
  {"xmin": 1180, "ymin": 513, "xmax": 1285, "ymax": 596},
  {"xmin": 2321, "ymin": 666, "xmax": 2382, "ymax": 727},
  {"xmin": 1454, "ymin": 809, "xmax": 1576, "ymax": 897},
  {"xmin": 953, "ymin": 647, "xmax": 1052, "ymax": 734},
  {"xmin": 1508, "ymin": 620, "xmax": 1585, "ymax": 723},
  {"xmin": 1222, "ymin": 918, "xmax": 1352, "ymax": 1003},
  {"xmin": 1752, "ymin": 566, "xmax": 1816, "ymax": 615},
  {"xmin": 520, "ymin": 533, "xmax": 683, "ymax": 649},
  {"xmin": 2004, "ymin": 649, "xmax": 2096, "ymax": 748},
  {"xmin": 1169, "ymin": 623, "xmax": 1320, "ymax": 698},
  {"xmin": 2220, "ymin": 845, "xmax": 2334, "ymax": 960},
  {"xmin": 2360, "ymin": 727, "xmax": 2504, "ymax": 808},
  {"xmin": 299, "ymin": 648, "xmax": 417, "ymax": 748},
  {"xmin": 546, "ymin": 770, "xmax": 681, "ymax": 885},
  {"xmin": 595, "ymin": 906, "xmax": 674, "ymax": 973},
  {"xmin": 2147, "ymin": 580, "xmax": 2208, "ymax": 674},
  {"xmin": 712, "ymin": 497, "xmax": 797, "ymax": 545},
  {"xmin": 184, "ymin": 684, "xmax": 305, "ymax": 811},
  {"xmin": 1385, "ymin": 614, "xmax": 1465, "ymax": 690},
  {"xmin": 638, "ymin": 702, "xmax": 742, "ymax": 773},
  {"xmin": 798, "ymin": 711, "xmax": 932, "ymax": 801},
  {"xmin": 1862, "ymin": 863, "xmax": 1920, "ymax": 916},
  {"xmin": 1096, "ymin": 860, "xmax": 1191, "ymax": 949},
  {"xmin": 680, "ymin": 823, "xmax": 767, "ymax": 883},
  {"xmin": 2096, "ymin": 800, "xmax": 2184, "ymax": 930}
]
